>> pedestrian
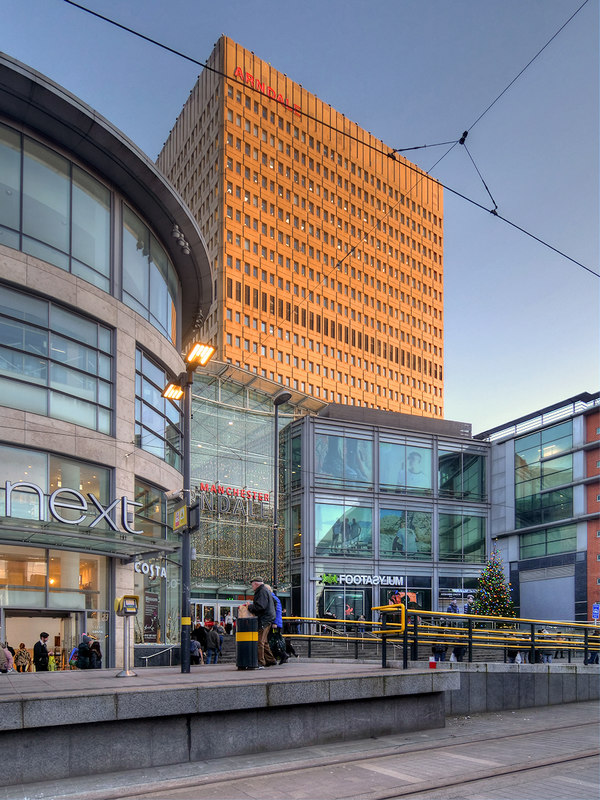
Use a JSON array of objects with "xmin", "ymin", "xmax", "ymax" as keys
[
  {"xmin": 90, "ymin": 640, "xmax": 102, "ymax": 669},
  {"xmin": 446, "ymin": 600, "xmax": 459, "ymax": 614},
  {"xmin": 33, "ymin": 632, "xmax": 50, "ymax": 672},
  {"xmin": 190, "ymin": 638, "xmax": 202, "ymax": 665},
  {"xmin": 432, "ymin": 633, "xmax": 448, "ymax": 662},
  {"xmin": 0, "ymin": 645, "xmax": 7, "ymax": 673},
  {"xmin": 538, "ymin": 629, "xmax": 552, "ymax": 663},
  {"xmin": 191, "ymin": 622, "xmax": 207, "ymax": 654},
  {"xmin": 77, "ymin": 635, "xmax": 92, "ymax": 669},
  {"xmin": 357, "ymin": 614, "xmax": 366, "ymax": 634},
  {"xmin": 246, "ymin": 576, "xmax": 276, "ymax": 668},
  {"xmin": 452, "ymin": 644, "xmax": 467, "ymax": 662},
  {"xmin": 2, "ymin": 643, "xmax": 14, "ymax": 672},
  {"xmin": 214, "ymin": 621, "xmax": 225, "ymax": 655},
  {"xmin": 265, "ymin": 584, "xmax": 288, "ymax": 664},
  {"xmin": 205, "ymin": 626, "xmax": 220, "ymax": 664},
  {"xmin": 14, "ymin": 642, "xmax": 31, "ymax": 673},
  {"xmin": 225, "ymin": 612, "xmax": 234, "ymax": 635},
  {"xmin": 463, "ymin": 595, "xmax": 475, "ymax": 614}
]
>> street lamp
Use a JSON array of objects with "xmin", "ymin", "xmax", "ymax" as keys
[
  {"xmin": 162, "ymin": 341, "xmax": 215, "ymax": 673},
  {"xmin": 272, "ymin": 390, "xmax": 292, "ymax": 591}
]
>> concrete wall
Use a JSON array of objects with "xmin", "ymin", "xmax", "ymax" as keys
[
  {"xmin": 0, "ymin": 670, "xmax": 457, "ymax": 786},
  {"xmin": 403, "ymin": 661, "xmax": 599, "ymax": 716}
]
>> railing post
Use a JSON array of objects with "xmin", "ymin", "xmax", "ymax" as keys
[
  {"xmin": 584, "ymin": 627, "xmax": 589, "ymax": 664},
  {"xmin": 354, "ymin": 637, "xmax": 359, "ymax": 660},
  {"xmin": 308, "ymin": 635, "xmax": 312, "ymax": 659},
  {"xmin": 411, "ymin": 612, "xmax": 418, "ymax": 661},
  {"xmin": 530, "ymin": 624, "xmax": 536, "ymax": 665},
  {"xmin": 403, "ymin": 617, "xmax": 409, "ymax": 670},
  {"xmin": 381, "ymin": 611, "xmax": 387, "ymax": 668},
  {"xmin": 468, "ymin": 617, "xmax": 473, "ymax": 662}
]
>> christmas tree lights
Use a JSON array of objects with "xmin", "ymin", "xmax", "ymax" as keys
[{"xmin": 472, "ymin": 546, "xmax": 515, "ymax": 618}]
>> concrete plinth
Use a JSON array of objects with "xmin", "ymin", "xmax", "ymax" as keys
[{"xmin": 0, "ymin": 662, "xmax": 458, "ymax": 786}]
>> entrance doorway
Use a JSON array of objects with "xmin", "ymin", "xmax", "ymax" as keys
[
  {"xmin": 191, "ymin": 601, "xmax": 246, "ymax": 632},
  {"xmin": 2, "ymin": 610, "xmax": 83, "ymax": 670}
]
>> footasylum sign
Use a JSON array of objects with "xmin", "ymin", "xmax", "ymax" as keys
[{"xmin": 318, "ymin": 573, "xmax": 405, "ymax": 586}]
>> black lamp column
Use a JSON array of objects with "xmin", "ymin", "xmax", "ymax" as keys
[
  {"xmin": 180, "ymin": 366, "xmax": 194, "ymax": 674},
  {"xmin": 272, "ymin": 390, "xmax": 292, "ymax": 590}
]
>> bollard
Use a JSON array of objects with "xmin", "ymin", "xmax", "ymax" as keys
[{"xmin": 236, "ymin": 616, "xmax": 258, "ymax": 669}]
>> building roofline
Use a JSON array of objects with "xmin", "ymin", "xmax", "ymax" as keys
[
  {"xmin": 475, "ymin": 391, "xmax": 600, "ymax": 442},
  {"xmin": 0, "ymin": 52, "xmax": 213, "ymax": 343}
]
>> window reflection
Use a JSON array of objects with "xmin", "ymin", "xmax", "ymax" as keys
[
  {"xmin": 380, "ymin": 442, "xmax": 432, "ymax": 493},
  {"xmin": 315, "ymin": 433, "xmax": 372, "ymax": 489},
  {"xmin": 380, "ymin": 508, "xmax": 432, "ymax": 560},
  {"xmin": 315, "ymin": 502, "xmax": 372, "ymax": 556}
]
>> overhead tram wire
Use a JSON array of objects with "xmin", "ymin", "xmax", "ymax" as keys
[
  {"xmin": 60, "ymin": 0, "xmax": 599, "ymax": 280},
  {"xmin": 465, "ymin": 0, "xmax": 591, "ymax": 135}
]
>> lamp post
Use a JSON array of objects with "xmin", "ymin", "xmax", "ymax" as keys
[
  {"xmin": 272, "ymin": 390, "xmax": 292, "ymax": 591},
  {"xmin": 163, "ymin": 342, "xmax": 215, "ymax": 674}
]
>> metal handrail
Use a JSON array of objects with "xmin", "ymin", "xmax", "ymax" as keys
[
  {"xmin": 139, "ymin": 646, "xmax": 176, "ymax": 666},
  {"xmin": 283, "ymin": 612, "xmax": 599, "ymax": 668}
]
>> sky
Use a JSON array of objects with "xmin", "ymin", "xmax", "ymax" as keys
[{"xmin": 3, "ymin": 0, "xmax": 598, "ymax": 434}]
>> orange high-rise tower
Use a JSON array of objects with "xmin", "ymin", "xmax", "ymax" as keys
[{"xmin": 158, "ymin": 36, "xmax": 444, "ymax": 416}]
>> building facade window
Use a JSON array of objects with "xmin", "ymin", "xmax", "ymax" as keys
[
  {"xmin": 438, "ymin": 447, "xmax": 486, "ymax": 501},
  {"xmin": 315, "ymin": 502, "xmax": 372, "ymax": 556},
  {"xmin": 438, "ymin": 512, "xmax": 486, "ymax": 562},
  {"xmin": 380, "ymin": 441, "xmax": 432, "ymax": 493},
  {"xmin": 514, "ymin": 421, "xmax": 573, "ymax": 528},
  {"xmin": 315, "ymin": 432, "xmax": 373, "ymax": 490},
  {"xmin": 122, "ymin": 205, "xmax": 178, "ymax": 345},
  {"xmin": 519, "ymin": 524, "xmax": 577, "ymax": 560},
  {"xmin": 134, "ymin": 349, "xmax": 182, "ymax": 470},
  {"xmin": 379, "ymin": 508, "xmax": 432, "ymax": 560},
  {"xmin": 0, "ymin": 283, "xmax": 113, "ymax": 433},
  {"xmin": 0, "ymin": 122, "xmax": 111, "ymax": 291}
]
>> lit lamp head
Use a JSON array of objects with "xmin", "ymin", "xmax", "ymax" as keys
[
  {"xmin": 185, "ymin": 342, "xmax": 215, "ymax": 367},
  {"xmin": 162, "ymin": 382, "xmax": 184, "ymax": 401}
]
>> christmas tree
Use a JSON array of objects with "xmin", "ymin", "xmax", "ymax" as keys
[{"xmin": 472, "ymin": 547, "xmax": 515, "ymax": 618}]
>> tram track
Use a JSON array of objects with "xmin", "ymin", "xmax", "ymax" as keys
[{"xmin": 70, "ymin": 718, "xmax": 599, "ymax": 800}]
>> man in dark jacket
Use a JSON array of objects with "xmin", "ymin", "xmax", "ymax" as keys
[
  {"xmin": 33, "ymin": 632, "xmax": 50, "ymax": 672},
  {"xmin": 247, "ymin": 576, "xmax": 276, "ymax": 667},
  {"xmin": 77, "ymin": 635, "xmax": 92, "ymax": 669}
]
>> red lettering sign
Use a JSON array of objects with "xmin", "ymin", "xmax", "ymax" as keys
[{"xmin": 233, "ymin": 67, "xmax": 301, "ymax": 116}]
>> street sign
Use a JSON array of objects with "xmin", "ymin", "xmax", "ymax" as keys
[
  {"xmin": 592, "ymin": 603, "xmax": 600, "ymax": 620},
  {"xmin": 173, "ymin": 503, "xmax": 187, "ymax": 531}
]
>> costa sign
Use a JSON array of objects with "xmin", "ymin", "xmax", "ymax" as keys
[
  {"xmin": 233, "ymin": 66, "xmax": 301, "ymax": 116},
  {"xmin": 3, "ymin": 481, "xmax": 143, "ymax": 534}
]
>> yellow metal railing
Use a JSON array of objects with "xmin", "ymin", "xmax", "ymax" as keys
[{"xmin": 282, "ymin": 608, "xmax": 599, "ymax": 668}]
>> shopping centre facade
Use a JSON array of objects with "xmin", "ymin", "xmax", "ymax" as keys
[{"xmin": 0, "ymin": 53, "xmax": 212, "ymax": 666}]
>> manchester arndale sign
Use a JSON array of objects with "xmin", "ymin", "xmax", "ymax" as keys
[{"xmin": 3, "ymin": 480, "xmax": 143, "ymax": 534}]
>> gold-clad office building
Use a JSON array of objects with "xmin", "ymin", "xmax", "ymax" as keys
[{"xmin": 158, "ymin": 35, "xmax": 444, "ymax": 417}]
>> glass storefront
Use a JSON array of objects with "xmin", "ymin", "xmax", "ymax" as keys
[{"xmin": 132, "ymin": 479, "xmax": 179, "ymax": 645}]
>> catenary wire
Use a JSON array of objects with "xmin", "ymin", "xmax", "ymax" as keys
[{"xmin": 59, "ymin": 0, "xmax": 598, "ymax": 278}]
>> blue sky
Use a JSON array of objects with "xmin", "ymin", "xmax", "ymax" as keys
[{"xmin": 3, "ymin": 0, "xmax": 598, "ymax": 433}]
